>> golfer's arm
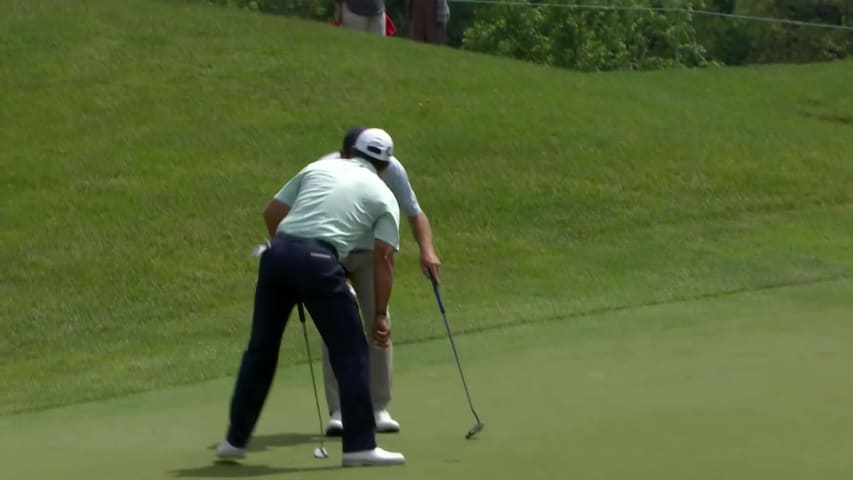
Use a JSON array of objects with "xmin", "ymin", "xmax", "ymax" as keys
[
  {"xmin": 263, "ymin": 200, "xmax": 290, "ymax": 239},
  {"xmin": 373, "ymin": 241, "xmax": 395, "ymax": 314},
  {"xmin": 408, "ymin": 211, "xmax": 437, "ymax": 256}
]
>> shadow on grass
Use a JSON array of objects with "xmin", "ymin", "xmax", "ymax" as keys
[
  {"xmin": 172, "ymin": 461, "xmax": 340, "ymax": 477},
  {"xmin": 206, "ymin": 432, "xmax": 339, "ymax": 453}
]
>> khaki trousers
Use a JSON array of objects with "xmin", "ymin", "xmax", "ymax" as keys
[
  {"xmin": 342, "ymin": 4, "xmax": 386, "ymax": 36},
  {"xmin": 323, "ymin": 250, "xmax": 393, "ymax": 413}
]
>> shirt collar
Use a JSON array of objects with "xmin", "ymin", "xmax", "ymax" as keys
[{"xmin": 352, "ymin": 156, "xmax": 378, "ymax": 174}]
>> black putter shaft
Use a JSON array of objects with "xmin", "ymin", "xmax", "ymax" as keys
[
  {"xmin": 428, "ymin": 273, "xmax": 484, "ymax": 439},
  {"xmin": 297, "ymin": 303, "xmax": 326, "ymax": 452}
]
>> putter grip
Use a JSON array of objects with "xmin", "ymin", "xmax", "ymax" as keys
[{"xmin": 429, "ymin": 272, "xmax": 446, "ymax": 314}]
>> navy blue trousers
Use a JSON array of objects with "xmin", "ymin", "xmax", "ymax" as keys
[{"xmin": 226, "ymin": 234, "xmax": 376, "ymax": 453}]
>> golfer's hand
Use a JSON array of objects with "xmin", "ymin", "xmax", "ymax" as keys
[
  {"xmin": 420, "ymin": 251, "xmax": 441, "ymax": 283},
  {"xmin": 373, "ymin": 314, "xmax": 391, "ymax": 349}
]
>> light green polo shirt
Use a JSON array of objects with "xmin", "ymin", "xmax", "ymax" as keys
[{"xmin": 273, "ymin": 157, "xmax": 400, "ymax": 260}]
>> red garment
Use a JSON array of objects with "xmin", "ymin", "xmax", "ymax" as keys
[{"xmin": 385, "ymin": 13, "xmax": 396, "ymax": 36}]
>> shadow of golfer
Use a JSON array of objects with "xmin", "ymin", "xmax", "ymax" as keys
[
  {"xmin": 172, "ymin": 461, "xmax": 340, "ymax": 478},
  {"xmin": 205, "ymin": 432, "xmax": 339, "ymax": 453}
]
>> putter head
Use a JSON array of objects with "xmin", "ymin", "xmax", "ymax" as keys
[{"xmin": 465, "ymin": 422, "xmax": 484, "ymax": 439}]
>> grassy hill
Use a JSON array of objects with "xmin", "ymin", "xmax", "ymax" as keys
[{"xmin": 1, "ymin": 0, "xmax": 852, "ymax": 415}]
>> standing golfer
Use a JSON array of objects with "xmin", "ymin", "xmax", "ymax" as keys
[
  {"xmin": 317, "ymin": 127, "xmax": 441, "ymax": 436},
  {"xmin": 216, "ymin": 128, "xmax": 405, "ymax": 467}
]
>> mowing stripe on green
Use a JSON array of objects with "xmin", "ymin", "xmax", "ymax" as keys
[{"xmin": 2, "ymin": 280, "xmax": 851, "ymax": 479}]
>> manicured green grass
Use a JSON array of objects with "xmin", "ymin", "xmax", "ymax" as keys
[
  {"xmin": 2, "ymin": 280, "xmax": 852, "ymax": 479},
  {"xmin": 1, "ymin": 0, "xmax": 852, "ymax": 415}
]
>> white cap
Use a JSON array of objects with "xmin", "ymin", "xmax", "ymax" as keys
[{"xmin": 353, "ymin": 128, "xmax": 394, "ymax": 163}]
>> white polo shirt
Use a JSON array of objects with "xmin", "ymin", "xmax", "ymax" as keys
[
  {"xmin": 318, "ymin": 152, "xmax": 422, "ymax": 218},
  {"xmin": 274, "ymin": 157, "xmax": 400, "ymax": 259},
  {"xmin": 318, "ymin": 152, "xmax": 422, "ymax": 253}
]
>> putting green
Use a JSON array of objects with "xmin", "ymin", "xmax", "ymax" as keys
[{"xmin": 3, "ymin": 279, "xmax": 852, "ymax": 479}]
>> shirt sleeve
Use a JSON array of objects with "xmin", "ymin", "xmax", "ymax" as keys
[
  {"xmin": 373, "ymin": 188, "xmax": 401, "ymax": 251},
  {"xmin": 273, "ymin": 169, "xmax": 305, "ymax": 206},
  {"xmin": 382, "ymin": 157, "xmax": 422, "ymax": 218},
  {"xmin": 373, "ymin": 212, "xmax": 400, "ymax": 251}
]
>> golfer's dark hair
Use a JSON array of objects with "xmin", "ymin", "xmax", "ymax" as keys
[
  {"xmin": 341, "ymin": 126, "xmax": 366, "ymax": 157},
  {"xmin": 354, "ymin": 149, "xmax": 389, "ymax": 173}
]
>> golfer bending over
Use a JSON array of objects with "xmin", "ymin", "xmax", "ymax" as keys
[
  {"xmin": 316, "ymin": 127, "xmax": 441, "ymax": 435},
  {"xmin": 216, "ymin": 128, "xmax": 404, "ymax": 467}
]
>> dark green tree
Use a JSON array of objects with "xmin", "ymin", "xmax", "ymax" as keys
[{"xmin": 463, "ymin": 0, "xmax": 710, "ymax": 71}]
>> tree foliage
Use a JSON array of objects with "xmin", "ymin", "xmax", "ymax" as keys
[
  {"xmin": 205, "ymin": 0, "xmax": 853, "ymax": 69},
  {"xmin": 462, "ymin": 1, "xmax": 711, "ymax": 71},
  {"xmin": 696, "ymin": 0, "xmax": 853, "ymax": 64}
]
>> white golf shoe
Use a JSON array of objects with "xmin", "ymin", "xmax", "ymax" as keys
[
  {"xmin": 325, "ymin": 410, "xmax": 344, "ymax": 437},
  {"xmin": 215, "ymin": 440, "xmax": 246, "ymax": 460},
  {"xmin": 342, "ymin": 447, "xmax": 405, "ymax": 467},
  {"xmin": 374, "ymin": 409, "xmax": 400, "ymax": 433}
]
